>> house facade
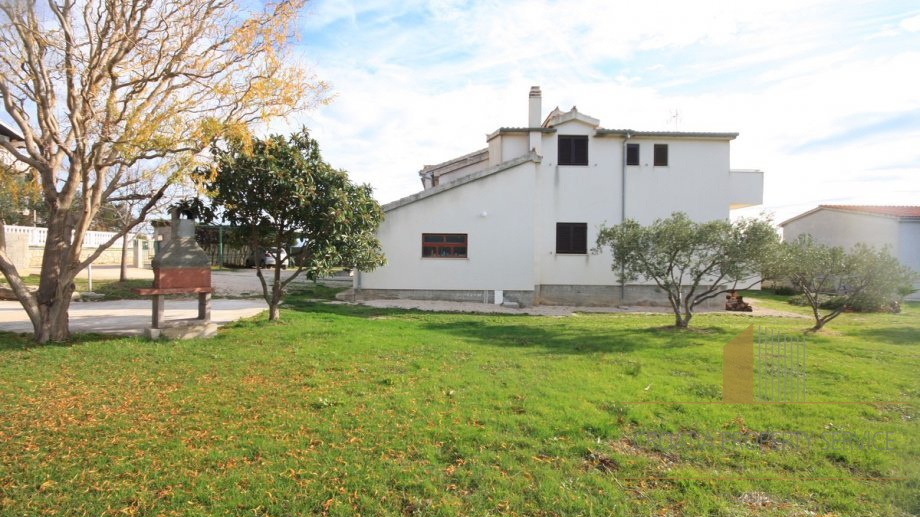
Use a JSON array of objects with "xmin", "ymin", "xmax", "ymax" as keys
[
  {"xmin": 780, "ymin": 205, "xmax": 920, "ymax": 300},
  {"xmin": 355, "ymin": 87, "xmax": 764, "ymax": 306}
]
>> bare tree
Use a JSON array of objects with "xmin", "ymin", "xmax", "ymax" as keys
[{"xmin": 0, "ymin": 0, "xmax": 329, "ymax": 342}]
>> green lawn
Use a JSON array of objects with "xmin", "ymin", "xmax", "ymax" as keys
[{"xmin": 0, "ymin": 295, "xmax": 917, "ymax": 516}]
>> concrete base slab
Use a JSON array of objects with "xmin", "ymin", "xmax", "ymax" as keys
[
  {"xmin": 146, "ymin": 322, "xmax": 218, "ymax": 340},
  {"xmin": 0, "ymin": 299, "xmax": 267, "ymax": 336}
]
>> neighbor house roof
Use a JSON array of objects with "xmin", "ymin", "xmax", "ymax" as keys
[
  {"xmin": 819, "ymin": 205, "xmax": 920, "ymax": 218},
  {"xmin": 780, "ymin": 205, "xmax": 920, "ymax": 226}
]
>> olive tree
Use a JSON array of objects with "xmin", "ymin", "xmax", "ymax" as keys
[
  {"xmin": 773, "ymin": 235, "xmax": 916, "ymax": 331},
  {"xmin": 191, "ymin": 129, "xmax": 386, "ymax": 321},
  {"xmin": 595, "ymin": 213, "xmax": 779, "ymax": 328},
  {"xmin": 0, "ymin": 0, "xmax": 329, "ymax": 342}
]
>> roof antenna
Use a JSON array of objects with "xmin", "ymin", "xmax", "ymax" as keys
[{"xmin": 667, "ymin": 109, "xmax": 681, "ymax": 131}]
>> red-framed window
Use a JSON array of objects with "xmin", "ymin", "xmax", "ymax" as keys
[{"xmin": 422, "ymin": 233, "xmax": 468, "ymax": 258}]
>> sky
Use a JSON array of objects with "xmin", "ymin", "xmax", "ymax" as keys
[{"xmin": 282, "ymin": 0, "xmax": 920, "ymax": 223}]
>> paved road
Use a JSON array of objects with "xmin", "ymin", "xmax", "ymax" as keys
[{"xmin": 0, "ymin": 299, "xmax": 268, "ymax": 336}]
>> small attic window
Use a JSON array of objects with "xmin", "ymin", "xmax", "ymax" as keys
[{"xmin": 558, "ymin": 135, "xmax": 588, "ymax": 166}]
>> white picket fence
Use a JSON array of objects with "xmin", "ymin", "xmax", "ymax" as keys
[{"xmin": 2, "ymin": 225, "xmax": 141, "ymax": 248}]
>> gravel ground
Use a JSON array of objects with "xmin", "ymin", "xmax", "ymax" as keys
[{"xmin": 355, "ymin": 296, "xmax": 808, "ymax": 318}]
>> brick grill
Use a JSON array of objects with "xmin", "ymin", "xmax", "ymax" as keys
[
  {"xmin": 151, "ymin": 216, "xmax": 211, "ymax": 288},
  {"xmin": 134, "ymin": 212, "xmax": 214, "ymax": 332}
]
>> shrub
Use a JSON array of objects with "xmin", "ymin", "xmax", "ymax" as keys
[
  {"xmin": 771, "ymin": 236, "xmax": 917, "ymax": 330},
  {"xmin": 787, "ymin": 293, "xmax": 901, "ymax": 313}
]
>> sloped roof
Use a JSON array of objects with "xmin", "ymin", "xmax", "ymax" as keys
[
  {"xmin": 819, "ymin": 205, "xmax": 920, "ymax": 218},
  {"xmin": 419, "ymin": 148, "xmax": 489, "ymax": 177},
  {"xmin": 780, "ymin": 205, "xmax": 920, "ymax": 226},
  {"xmin": 386, "ymin": 152, "xmax": 541, "ymax": 212},
  {"xmin": 595, "ymin": 128, "xmax": 739, "ymax": 140}
]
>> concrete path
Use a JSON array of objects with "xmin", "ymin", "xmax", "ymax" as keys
[{"xmin": 0, "ymin": 299, "xmax": 267, "ymax": 336}]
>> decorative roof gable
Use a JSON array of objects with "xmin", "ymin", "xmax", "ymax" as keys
[{"xmin": 542, "ymin": 106, "xmax": 600, "ymax": 129}]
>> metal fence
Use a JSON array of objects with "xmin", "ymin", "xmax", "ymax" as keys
[{"xmin": 756, "ymin": 326, "xmax": 806, "ymax": 402}]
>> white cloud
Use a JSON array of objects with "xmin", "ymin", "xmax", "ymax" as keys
[
  {"xmin": 284, "ymin": 0, "xmax": 920, "ymax": 223},
  {"xmin": 900, "ymin": 13, "xmax": 920, "ymax": 32}
]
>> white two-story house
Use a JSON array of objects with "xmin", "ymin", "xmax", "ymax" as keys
[{"xmin": 354, "ymin": 87, "xmax": 764, "ymax": 306}]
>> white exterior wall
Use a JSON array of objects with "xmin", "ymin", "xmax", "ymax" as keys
[
  {"xmin": 360, "ymin": 161, "xmax": 538, "ymax": 291},
  {"xmin": 487, "ymin": 137, "xmax": 502, "ymax": 166},
  {"xmin": 898, "ymin": 221, "xmax": 920, "ymax": 275},
  {"xmin": 782, "ymin": 210, "xmax": 900, "ymax": 251},
  {"xmin": 898, "ymin": 221, "xmax": 920, "ymax": 299},
  {"xmin": 365, "ymin": 125, "xmax": 741, "ymax": 293},
  {"xmin": 533, "ymin": 125, "xmax": 733, "ymax": 286},
  {"xmin": 624, "ymin": 137, "xmax": 732, "ymax": 225},
  {"xmin": 501, "ymin": 134, "xmax": 528, "ymax": 161},
  {"xmin": 729, "ymin": 170, "xmax": 765, "ymax": 209},
  {"xmin": 534, "ymin": 120, "xmax": 622, "ymax": 285},
  {"xmin": 436, "ymin": 159, "xmax": 489, "ymax": 185}
]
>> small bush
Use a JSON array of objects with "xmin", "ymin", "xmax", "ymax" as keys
[
  {"xmin": 787, "ymin": 293, "xmax": 901, "ymax": 313},
  {"xmin": 770, "ymin": 286, "xmax": 801, "ymax": 296}
]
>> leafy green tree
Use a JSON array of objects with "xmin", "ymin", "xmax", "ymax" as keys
[
  {"xmin": 595, "ymin": 213, "xmax": 779, "ymax": 328},
  {"xmin": 773, "ymin": 235, "xmax": 916, "ymax": 331},
  {"xmin": 192, "ymin": 129, "xmax": 386, "ymax": 320}
]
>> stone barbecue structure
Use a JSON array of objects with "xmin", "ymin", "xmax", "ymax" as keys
[{"xmin": 134, "ymin": 211, "xmax": 215, "ymax": 339}]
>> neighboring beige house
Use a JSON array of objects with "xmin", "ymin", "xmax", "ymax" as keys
[
  {"xmin": 353, "ymin": 86, "xmax": 764, "ymax": 307},
  {"xmin": 780, "ymin": 205, "xmax": 920, "ymax": 300}
]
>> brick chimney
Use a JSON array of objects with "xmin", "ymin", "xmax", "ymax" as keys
[{"xmin": 528, "ymin": 86, "xmax": 542, "ymax": 155}]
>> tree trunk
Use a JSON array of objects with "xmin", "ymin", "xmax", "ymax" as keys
[
  {"xmin": 268, "ymin": 262, "xmax": 283, "ymax": 321},
  {"xmin": 34, "ymin": 285, "xmax": 75, "ymax": 343},
  {"xmin": 32, "ymin": 214, "xmax": 78, "ymax": 342},
  {"xmin": 674, "ymin": 313, "xmax": 689, "ymax": 328},
  {"xmin": 668, "ymin": 290, "xmax": 689, "ymax": 328},
  {"xmin": 681, "ymin": 304, "xmax": 694, "ymax": 328},
  {"xmin": 119, "ymin": 231, "xmax": 129, "ymax": 282}
]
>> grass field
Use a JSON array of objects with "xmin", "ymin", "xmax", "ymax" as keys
[{"xmin": 0, "ymin": 293, "xmax": 917, "ymax": 516}]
